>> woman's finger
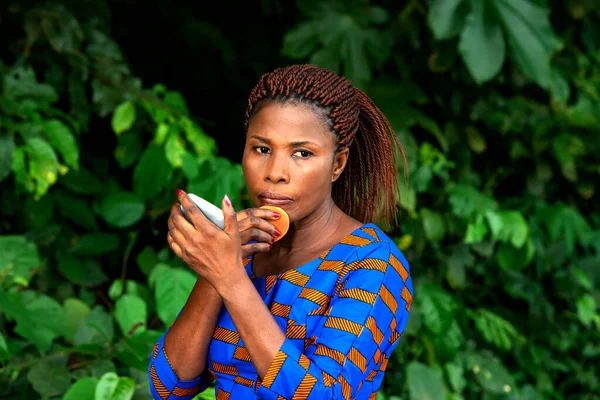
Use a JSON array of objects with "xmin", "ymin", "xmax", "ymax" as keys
[
  {"xmin": 239, "ymin": 227, "xmax": 274, "ymax": 245},
  {"xmin": 237, "ymin": 207, "xmax": 280, "ymax": 223},
  {"xmin": 242, "ymin": 242, "xmax": 272, "ymax": 259},
  {"xmin": 170, "ymin": 202, "xmax": 200, "ymax": 240},
  {"xmin": 167, "ymin": 232, "xmax": 183, "ymax": 258},
  {"xmin": 238, "ymin": 209, "xmax": 281, "ymax": 239}
]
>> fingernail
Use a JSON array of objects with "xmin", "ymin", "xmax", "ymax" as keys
[
  {"xmin": 224, "ymin": 194, "xmax": 231, "ymax": 207},
  {"xmin": 274, "ymin": 230, "xmax": 281, "ymax": 237},
  {"xmin": 177, "ymin": 189, "xmax": 184, "ymax": 196},
  {"xmin": 268, "ymin": 244, "xmax": 272, "ymax": 249},
  {"xmin": 272, "ymin": 212, "xmax": 280, "ymax": 219}
]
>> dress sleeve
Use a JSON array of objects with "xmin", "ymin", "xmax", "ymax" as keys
[
  {"xmin": 255, "ymin": 242, "xmax": 414, "ymax": 400},
  {"xmin": 148, "ymin": 328, "xmax": 210, "ymax": 400}
]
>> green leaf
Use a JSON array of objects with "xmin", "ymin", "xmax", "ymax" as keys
[
  {"xmin": 485, "ymin": 210, "xmax": 529, "ymax": 247},
  {"xmin": 416, "ymin": 284, "xmax": 457, "ymax": 334},
  {"xmin": 181, "ymin": 151, "xmax": 200, "ymax": 180},
  {"xmin": 95, "ymin": 372, "xmax": 135, "ymax": 400},
  {"xmin": 133, "ymin": 145, "xmax": 173, "ymax": 200},
  {"xmin": 69, "ymin": 233, "xmax": 120, "ymax": 256},
  {"xmin": 458, "ymin": 0, "xmax": 505, "ymax": 84},
  {"xmin": 58, "ymin": 254, "xmax": 108, "ymax": 287},
  {"xmin": 64, "ymin": 377, "xmax": 98, "ymax": 400},
  {"xmin": 576, "ymin": 294, "xmax": 596, "ymax": 327},
  {"xmin": 406, "ymin": 362, "xmax": 447, "ymax": 400},
  {"xmin": 155, "ymin": 267, "xmax": 196, "ymax": 325},
  {"xmin": 27, "ymin": 361, "xmax": 71, "ymax": 398},
  {"xmin": 3, "ymin": 67, "xmax": 58, "ymax": 103},
  {"xmin": 114, "ymin": 131, "xmax": 143, "ymax": 169},
  {"xmin": 187, "ymin": 157, "xmax": 244, "ymax": 206},
  {"xmin": 43, "ymin": 119, "xmax": 79, "ymax": 169},
  {"xmin": 0, "ymin": 289, "xmax": 67, "ymax": 352},
  {"xmin": 445, "ymin": 361, "xmax": 466, "ymax": 392},
  {"xmin": 179, "ymin": 117, "xmax": 216, "ymax": 158},
  {"xmin": 446, "ymin": 245, "xmax": 473, "ymax": 289},
  {"xmin": 463, "ymin": 351, "xmax": 516, "ymax": 394},
  {"xmin": 543, "ymin": 203, "xmax": 590, "ymax": 254},
  {"xmin": 466, "ymin": 126, "xmax": 487, "ymax": 153},
  {"xmin": 136, "ymin": 246, "xmax": 158, "ymax": 275},
  {"xmin": 469, "ymin": 309, "xmax": 525, "ymax": 350},
  {"xmin": 74, "ymin": 306, "xmax": 114, "ymax": 346},
  {"xmin": 112, "ymin": 102, "xmax": 136, "ymax": 135},
  {"xmin": 61, "ymin": 167, "xmax": 104, "ymax": 194},
  {"xmin": 465, "ymin": 219, "xmax": 488, "ymax": 243},
  {"xmin": 0, "ymin": 134, "xmax": 16, "ymax": 183},
  {"xmin": 281, "ymin": 20, "xmax": 321, "ymax": 59},
  {"xmin": 449, "ymin": 184, "xmax": 496, "ymax": 219},
  {"xmin": 63, "ymin": 297, "xmax": 92, "ymax": 341},
  {"xmin": 428, "ymin": 0, "xmax": 468, "ymax": 40},
  {"xmin": 26, "ymin": 137, "xmax": 60, "ymax": 197},
  {"xmin": 496, "ymin": 239, "xmax": 535, "ymax": 271},
  {"xmin": 53, "ymin": 190, "xmax": 98, "ymax": 230},
  {"xmin": 492, "ymin": 0, "xmax": 562, "ymax": 88},
  {"xmin": 422, "ymin": 209, "xmax": 446, "ymax": 241},
  {"xmin": 165, "ymin": 132, "xmax": 186, "ymax": 168},
  {"xmin": 115, "ymin": 294, "xmax": 147, "ymax": 336},
  {"xmin": 115, "ymin": 330, "xmax": 162, "ymax": 371},
  {"xmin": 98, "ymin": 191, "xmax": 145, "ymax": 228},
  {"xmin": 0, "ymin": 235, "xmax": 41, "ymax": 287}
]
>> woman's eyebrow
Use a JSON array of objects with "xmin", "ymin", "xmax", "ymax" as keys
[{"xmin": 250, "ymin": 135, "xmax": 318, "ymax": 147}]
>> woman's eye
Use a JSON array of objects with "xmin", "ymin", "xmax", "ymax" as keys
[
  {"xmin": 255, "ymin": 146, "xmax": 269, "ymax": 154},
  {"xmin": 294, "ymin": 150, "xmax": 313, "ymax": 158}
]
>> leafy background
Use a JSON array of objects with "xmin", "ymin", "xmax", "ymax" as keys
[{"xmin": 0, "ymin": 0, "xmax": 599, "ymax": 399}]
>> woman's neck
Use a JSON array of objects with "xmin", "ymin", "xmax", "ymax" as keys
[{"xmin": 270, "ymin": 200, "xmax": 352, "ymax": 257}]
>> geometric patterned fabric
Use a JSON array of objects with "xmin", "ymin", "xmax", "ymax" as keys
[{"xmin": 148, "ymin": 222, "xmax": 413, "ymax": 399}]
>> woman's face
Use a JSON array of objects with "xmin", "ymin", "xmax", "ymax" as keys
[{"xmin": 242, "ymin": 102, "xmax": 347, "ymax": 223}]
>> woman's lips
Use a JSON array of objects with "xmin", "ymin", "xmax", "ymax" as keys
[{"xmin": 258, "ymin": 196, "xmax": 293, "ymax": 206}]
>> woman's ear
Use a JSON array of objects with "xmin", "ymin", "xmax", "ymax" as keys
[{"xmin": 331, "ymin": 147, "xmax": 350, "ymax": 182}]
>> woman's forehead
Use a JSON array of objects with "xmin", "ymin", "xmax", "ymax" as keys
[{"xmin": 247, "ymin": 102, "xmax": 334, "ymax": 144}]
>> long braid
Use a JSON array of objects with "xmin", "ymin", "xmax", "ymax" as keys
[{"xmin": 244, "ymin": 64, "xmax": 408, "ymax": 230}]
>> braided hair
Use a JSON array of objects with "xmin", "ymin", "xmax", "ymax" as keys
[{"xmin": 244, "ymin": 64, "xmax": 408, "ymax": 231}]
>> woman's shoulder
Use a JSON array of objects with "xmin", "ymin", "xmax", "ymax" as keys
[{"xmin": 339, "ymin": 222, "xmax": 410, "ymax": 274}]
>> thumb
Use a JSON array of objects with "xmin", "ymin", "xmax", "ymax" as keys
[{"xmin": 222, "ymin": 194, "xmax": 238, "ymax": 236}]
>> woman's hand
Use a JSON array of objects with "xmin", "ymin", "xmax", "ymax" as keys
[
  {"xmin": 167, "ymin": 190, "xmax": 244, "ymax": 289},
  {"xmin": 237, "ymin": 208, "xmax": 281, "ymax": 258}
]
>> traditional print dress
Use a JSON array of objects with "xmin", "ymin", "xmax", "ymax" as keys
[{"xmin": 148, "ymin": 223, "xmax": 414, "ymax": 399}]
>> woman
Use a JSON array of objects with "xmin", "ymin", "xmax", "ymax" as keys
[{"xmin": 148, "ymin": 64, "xmax": 414, "ymax": 399}]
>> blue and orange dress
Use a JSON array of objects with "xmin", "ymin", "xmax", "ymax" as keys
[{"xmin": 148, "ymin": 223, "xmax": 413, "ymax": 399}]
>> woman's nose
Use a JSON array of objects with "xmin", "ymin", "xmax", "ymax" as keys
[{"xmin": 265, "ymin": 155, "xmax": 288, "ymax": 183}]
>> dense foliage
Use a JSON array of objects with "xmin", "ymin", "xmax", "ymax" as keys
[{"xmin": 1, "ymin": 0, "xmax": 599, "ymax": 399}]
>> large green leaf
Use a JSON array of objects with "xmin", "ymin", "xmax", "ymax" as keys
[
  {"xmin": 0, "ymin": 235, "xmax": 41, "ymax": 287},
  {"xmin": 69, "ymin": 232, "xmax": 120, "ymax": 256},
  {"xmin": 98, "ymin": 191, "xmax": 145, "ymax": 228},
  {"xmin": 458, "ymin": 0, "xmax": 506, "ymax": 84},
  {"xmin": 112, "ymin": 101, "xmax": 136, "ymax": 135},
  {"xmin": 406, "ymin": 362, "xmax": 447, "ymax": 400},
  {"xmin": 0, "ymin": 134, "xmax": 15, "ymax": 183},
  {"xmin": 58, "ymin": 254, "xmax": 108, "ymax": 287},
  {"xmin": 74, "ymin": 306, "xmax": 114, "ymax": 346},
  {"xmin": 95, "ymin": 372, "xmax": 135, "ymax": 400},
  {"xmin": 63, "ymin": 297, "xmax": 92, "ymax": 341},
  {"xmin": 43, "ymin": 119, "xmax": 79, "ymax": 169},
  {"xmin": 114, "ymin": 131, "xmax": 143, "ymax": 169},
  {"xmin": 0, "ymin": 289, "xmax": 67, "ymax": 352},
  {"xmin": 428, "ymin": 0, "xmax": 468, "ymax": 40},
  {"xmin": 492, "ymin": 0, "xmax": 562, "ymax": 88},
  {"xmin": 53, "ymin": 190, "xmax": 98, "ymax": 230},
  {"xmin": 187, "ymin": 157, "xmax": 244, "ymax": 207},
  {"xmin": 462, "ymin": 351, "xmax": 516, "ymax": 394},
  {"xmin": 63, "ymin": 377, "xmax": 98, "ymax": 400},
  {"xmin": 115, "ymin": 294, "xmax": 147, "ymax": 336},
  {"xmin": 469, "ymin": 309, "xmax": 525, "ymax": 350},
  {"xmin": 133, "ymin": 145, "xmax": 173, "ymax": 201},
  {"xmin": 416, "ymin": 284, "xmax": 457, "ymax": 334},
  {"xmin": 421, "ymin": 209, "xmax": 446, "ymax": 241},
  {"xmin": 27, "ymin": 361, "xmax": 71, "ymax": 399},
  {"xmin": 485, "ymin": 210, "xmax": 529, "ymax": 248},
  {"xmin": 576, "ymin": 294, "xmax": 597, "ymax": 327},
  {"xmin": 154, "ymin": 266, "xmax": 196, "ymax": 325}
]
